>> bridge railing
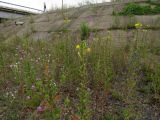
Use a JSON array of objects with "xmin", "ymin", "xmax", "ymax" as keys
[{"xmin": 0, "ymin": 1, "xmax": 43, "ymax": 13}]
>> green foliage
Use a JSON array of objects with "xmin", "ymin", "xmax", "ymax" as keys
[
  {"xmin": 122, "ymin": 107, "xmax": 132, "ymax": 120},
  {"xmin": 147, "ymin": 0, "xmax": 160, "ymax": 6},
  {"xmin": 111, "ymin": 90, "xmax": 123, "ymax": 101},
  {"xmin": 0, "ymin": 49, "xmax": 4, "ymax": 70},
  {"xmin": 151, "ymin": 46, "xmax": 160, "ymax": 55},
  {"xmin": 103, "ymin": 114, "xmax": 118, "ymax": 120},
  {"xmin": 43, "ymin": 108, "xmax": 61, "ymax": 120},
  {"xmin": 147, "ymin": 64, "xmax": 160, "ymax": 95},
  {"xmin": 80, "ymin": 22, "xmax": 90, "ymax": 41},
  {"xmin": 119, "ymin": 3, "xmax": 160, "ymax": 15},
  {"xmin": 77, "ymin": 83, "xmax": 91, "ymax": 120},
  {"xmin": 89, "ymin": 34, "xmax": 114, "ymax": 90}
]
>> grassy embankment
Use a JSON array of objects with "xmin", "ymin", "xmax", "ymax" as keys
[{"xmin": 0, "ymin": 1, "xmax": 160, "ymax": 120}]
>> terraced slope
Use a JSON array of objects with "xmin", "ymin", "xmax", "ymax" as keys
[{"xmin": 0, "ymin": 0, "xmax": 160, "ymax": 42}]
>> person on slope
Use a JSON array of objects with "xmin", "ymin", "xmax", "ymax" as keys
[{"xmin": 44, "ymin": 2, "xmax": 46, "ymax": 12}]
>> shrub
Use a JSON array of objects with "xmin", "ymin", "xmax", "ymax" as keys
[
  {"xmin": 119, "ymin": 3, "xmax": 160, "ymax": 15},
  {"xmin": 153, "ymin": 6, "xmax": 160, "ymax": 13},
  {"xmin": 80, "ymin": 22, "xmax": 90, "ymax": 41},
  {"xmin": 119, "ymin": 3, "xmax": 143, "ymax": 15}
]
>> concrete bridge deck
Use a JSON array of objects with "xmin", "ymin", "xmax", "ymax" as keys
[
  {"xmin": 0, "ymin": 6, "xmax": 37, "ymax": 20},
  {"xmin": 0, "ymin": 1, "xmax": 43, "ymax": 22}
]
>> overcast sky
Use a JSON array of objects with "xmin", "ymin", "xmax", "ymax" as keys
[{"xmin": 0, "ymin": 0, "xmax": 110, "ymax": 12}]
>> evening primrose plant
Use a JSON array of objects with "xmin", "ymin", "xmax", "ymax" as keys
[
  {"xmin": 77, "ymin": 83, "xmax": 91, "ymax": 120},
  {"xmin": 76, "ymin": 42, "xmax": 91, "ymax": 61},
  {"xmin": 64, "ymin": 18, "xmax": 71, "ymax": 24},
  {"xmin": 75, "ymin": 41, "xmax": 92, "ymax": 119},
  {"xmin": 135, "ymin": 22, "xmax": 143, "ymax": 29}
]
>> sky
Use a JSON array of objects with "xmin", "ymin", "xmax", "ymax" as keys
[{"xmin": 0, "ymin": 0, "xmax": 110, "ymax": 12}]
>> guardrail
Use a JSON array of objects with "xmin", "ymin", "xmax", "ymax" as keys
[{"xmin": 0, "ymin": 0, "xmax": 43, "ymax": 12}]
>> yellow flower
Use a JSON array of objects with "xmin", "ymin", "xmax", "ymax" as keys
[
  {"xmin": 142, "ymin": 29, "xmax": 147, "ymax": 32},
  {"xmin": 64, "ymin": 19, "xmax": 71, "ymax": 24},
  {"xmin": 135, "ymin": 22, "xmax": 143, "ymax": 29},
  {"xmin": 76, "ymin": 44, "xmax": 80, "ymax": 49},
  {"xmin": 86, "ymin": 48, "xmax": 91, "ymax": 53}
]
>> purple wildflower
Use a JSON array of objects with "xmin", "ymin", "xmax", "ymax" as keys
[
  {"xmin": 31, "ymin": 85, "xmax": 35, "ymax": 90},
  {"xmin": 37, "ymin": 106, "xmax": 45, "ymax": 112}
]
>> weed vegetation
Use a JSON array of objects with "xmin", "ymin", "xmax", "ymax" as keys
[
  {"xmin": 118, "ymin": 3, "xmax": 160, "ymax": 16},
  {"xmin": 0, "ymin": 22, "xmax": 160, "ymax": 119}
]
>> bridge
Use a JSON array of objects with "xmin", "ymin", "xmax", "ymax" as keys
[{"xmin": 0, "ymin": 1, "xmax": 43, "ymax": 22}]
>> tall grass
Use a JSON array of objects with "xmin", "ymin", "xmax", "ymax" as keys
[{"xmin": 0, "ymin": 23, "xmax": 160, "ymax": 119}]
